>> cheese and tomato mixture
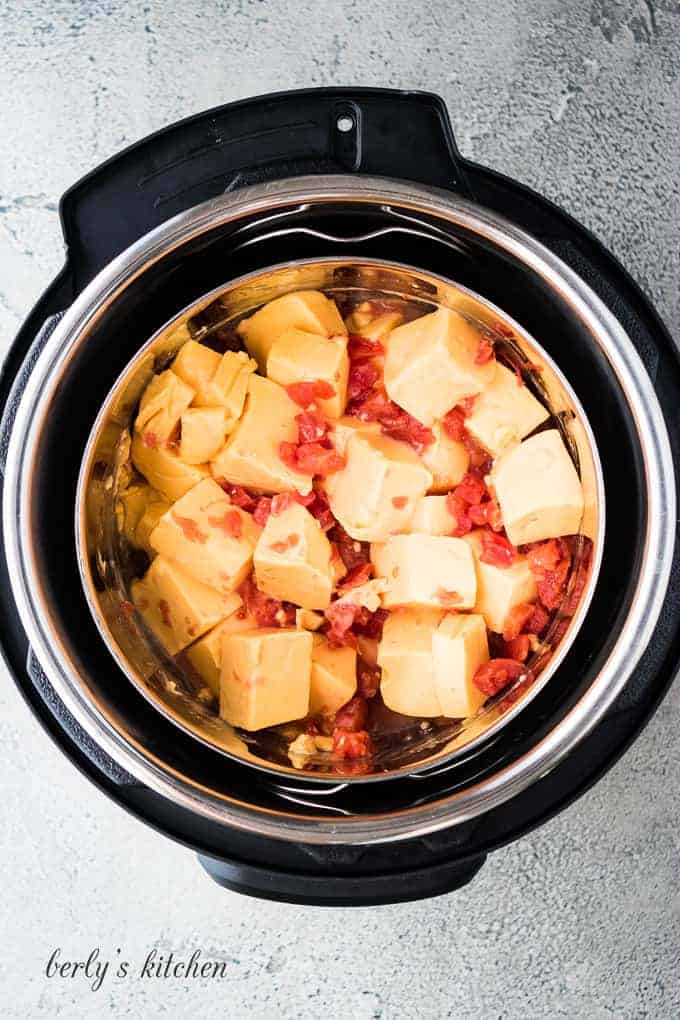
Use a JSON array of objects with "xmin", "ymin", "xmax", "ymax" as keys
[{"xmin": 120, "ymin": 290, "xmax": 589, "ymax": 773}]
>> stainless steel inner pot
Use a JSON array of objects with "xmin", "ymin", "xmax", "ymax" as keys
[
  {"xmin": 76, "ymin": 257, "xmax": 603, "ymax": 780},
  {"xmin": 3, "ymin": 176, "xmax": 675, "ymax": 844}
]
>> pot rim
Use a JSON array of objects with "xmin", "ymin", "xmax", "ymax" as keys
[{"xmin": 3, "ymin": 175, "xmax": 675, "ymax": 845}]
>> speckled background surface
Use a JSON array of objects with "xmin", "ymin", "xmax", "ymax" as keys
[{"xmin": 1, "ymin": 2, "xmax": 679, "ymax": 1018}]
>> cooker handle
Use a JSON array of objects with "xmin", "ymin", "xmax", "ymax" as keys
[
  {"xmin": 197, "ymin": 850, "xmax": 486, "ymax": 906},
  {"xmin": 59, "ymin": 88, "xmax": 473, "ymax": 289}
]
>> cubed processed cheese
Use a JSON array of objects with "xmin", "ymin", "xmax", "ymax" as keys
[
  {"xmin": 325, "ymin": 431, "xmax": 431, "ymax": 541},
  {"xmin": 334, "ymin": 578, "xmax": 388, "ymax": 612},
  {"xmin": 464, "ymin": 363, "xmax": 550, "ymax": 456},
  {"xmin": 330, "ymin": 416, "xmax": 381, "ymax": 457},
  {"xmin": 296, "ymin": 608, "xmax": 325, "ymax": 631},
  {"xmin": 131, "ymin": 434, "xmax": 210, "ymax": 502},
  {"xmin": 173, "ymin": 340, "xmax": 221, "ymax": 393},
  {"xmin": 490, "ymin": 429, "xmax": 584, "ymax": 545},
  {"xmin": 464, "ymin": 529, "xmax": 538, "ymax": 633},
  {"xmin": 210, "ymin": 375, "xmax": 312, "ymax": 495},
  {"xmin": 135, "ymin": 496, "xmax": 172, "ymax": 556},
  {"xmin": 409, "ymin": 495, "xmax": 455, "ymax": 536},
  {"xmin": 309, "ymin": 636, "xmax": 357, "ymax": 715},
  {"xmin": 220, "ymin": 628, "xmax": 313, "ymax": 730},
  {"xmin": 179, "ymin": 407, "xmax": 228, "ymax": 464},
  {"xmin": 131, "ymin": 556, "xmax": 235, "ymax": 655},
  {"xmin": 253, "ymin": 502, "xmax": 334, "ymax": 609},
  {"xmin": 432, "ymin": 613, "xmax": 489, "ymax": 718},
  {"xmin": 421, "ymin": 422, "xmax": 469, "ymax": 493},
  {"xmin": 237, "ymin": 290, "xmax": 346, "ymax": 370},
  {"xmin": 185, "ymin": 599, "xmax": 254, "ymax": 694},
  {"xmin": 266, "ymin": 328, "xmax": 349, "ymax": 419},
  {"xmin": 150, "ymin": 478, "xmax": 260, "ymax": 593},
  {"xmin": 377, "ymin": 608, "xmax": 444, "ymax": 717},
  {"xmin": 370, "ymin": 534, "xmax": 477, "ymax": 610},
  {"xmin": 194, "ymin": 351, "xmax": 257, "ymax": 429},
  {"xmin": 384, "ymin": 309, "xmax": 496, "ymax": 426},
  {"xmin": 134, "ymin": 370, "xmax": 194, "ymax": 445}
]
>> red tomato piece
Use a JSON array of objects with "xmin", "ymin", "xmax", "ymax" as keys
[
  {"xmin": 460, "ymin": 395, "xmax": 478, "ymax": 416},
  {"xmin": 504, "ymin": 634, "xmax": 531, "ymax": 662},
  {"xmin": 223, "ymin": 484, "xmax": 257, "ymax": 511},
  {"xmin": 473, "ymin": 658, "xmax": 527, "ymax": 696},
  {"xmin": 353, "ymin": 607, "xmax": 388, "ymax": 640},
  {"xmin": 329, "ymin": 523, "xmax": 371, "ymax": 571},
  {"xmin": 380, "ymin": 409, "xmax": 434, "ymax": 453},
  {"xmin": 453, "ymin": 471, "xmax": 488, "ymax": 505},
  {"xmin": 286, "ymin": 380, "xmax": 336, "ymax": 407},
  {"xmin": 445, "ymin": 492, "xmax": 473, "ymax": 537},
  {"xmin": 290, "ymin": 442, "xmax": 346, "ymax": 476},
  {"xmin": 306, "ymin": 489, "xmax": 336, "ymax": 531},
  {"xmin": 348, "ymin": 361, "xmax": 379, "ymax": 401},
  {"xmin": 295, "ymin": 409, "xmax": 329, "ymax": 445},
  {"xmin": 239, "ymin": 576, "xmax": 295, "ymax": 628},
  {"xmin": 324, "ymin": 601, "xmax": 362, "ymax": 646},
  {"xmin": 334, "ymin": 694, "xmax": 368, "ymax": 732},
  {"xmin": 502, "ymin": 602, "xmax": 535, "ymax": 641},
  {"xmin": 526, "ymin": 602, "xmax": 550, "ymax": 635},
  {"xmin": 474, "ymin": 337, "xmax": 495, "ymax": 365},
  {"xmin": 347, "ymin": 334, "xmax": 385, "ymax": 360},
  {"xmin": 442, "ymin": 407, "xmax": 467, "ymax": 441},
  {"xmin": 332, "ymin": 729, "xmax": 373, "ymax": 760},
  {"xmin": 357, "ymin": 659, "xmax": 381, "ymax": 699},
  {"xmin": 491, "ymin": 320, "xmax": 514, "ymax": 338},
  {"xmin": 337, "ymin": 562, "xmax": 374, "ymax": 591},
  {"xmin": 253, "ymin": 496, "xmax": 272, "ymax": 526},
  {"xmin": 468, "ymin": 498, "xmax": 504, "ymax": 531},
  {"xmin": 479, "ymin": 528, "xmax": 516, "ymax": 567}
]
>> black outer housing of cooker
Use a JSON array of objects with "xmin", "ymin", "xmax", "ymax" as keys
[{"xmin": 1, "ymin": 89, "xmax": 679, "ymax": 906}]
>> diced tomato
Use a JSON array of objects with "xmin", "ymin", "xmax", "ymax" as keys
[
  {"xmin": 286, "ymin": 380, "xmax": 336, "ymax": 407},
  {"xmin": 475, "ymin": 336, "xmax": 495, "ymax": 365},
  {"xmin": 460, "ymin": 395, "xmax": 478, "ymax": 416},
  {"xmin": 142, "ymin": 430, "xmax": 159, "ymax": 449},
  {"xmin": 306, "ymin": 488, "xmax": 336, "ymax": 531},
  {"xmin": 563, "ymin": 539, "xmax": 592, "ymax": 617},
  {"xmin": 442, "ymin": 407, "xmax": 467, "ymax": 441},
  {"xmin": 453, "ymin": 471, "xmax": 488, "ymax": 505},
  {"xmin": 208, "ymin": 508, "xmax": 242, "ymax": 539},
  {"xmin": 379, "ymin": 407, "xmax": 434, "ymax": 453},
  {"xmin": 329, "ymin": 523, "xmax": 370, "ymax": 571},
  {"xmin": 223, "ymin": 484, "xmax": 257, "ymax": 511},
  {"xmin": 357, "ymin": 659, "xmax": 381, "ymax": 699},
  {"xmin": 473, "ymin": 658, "xmax": 527, "ymax": 697},
  {"xmin": 525, "ymin": 538, "xmax": 571, "ymax": 610},
  {"xmin": 253, "ymin": 496, "xmax": 272, "ymax": 526},
  {"xmin": 502, "ymin": 603, "xmax": 535, "ymax": 641},
  {"xmin": 280, "ymin": 441, "xmax": 346, "ymax": 476},
  {"xmin": 239, "ymin": 576, "xmax": 295, "ymax": 628},
  {"xmin": 446, "ymin": 492, "xmax": 473, "ymax": 537},
  {"xmin": 295, "ymin": 409, "xmax": 329, "ymax": 445},
  {"xmin": 352, "ymin": 607, "xmax": 388, "ymax": 641},
  {"xmin": 526, "ymin": 602, "xmax": 550, "ymax": 635},
  {"xmin": 347, "ymin": 334, "xmax": 385, "ymax": 360},
  {"xmin": 504, "ymin": 634, "xmax": 531, "ymax": 662},
  {"xmin": 334, "ymin": 694, "xmax": 368, "ymax": 731},
  {"xmin": 270, "ymin": 492, "xmax": 297, "ymax": 516},
  {"xmin": 348, "ymin": 361, "xmax": 379, "ymax": 401},
  {"xmin": 479, "ymin": 528, "xmax": 516, "ymax": 567},
  {"xmin": 468, "ymin": 498, "xmax": 504, "ymax": 531},
  {"xmin": 346, "ymin": 385, "xmax": 393, "ymax": 422},
  {"xmin": 337, "ymin": 562, "xmax": 373, "ymax": 591},
  {"xmin": 525, "ymin": 538, "xmax": 565, "ymax": 574},
  {"xmin": 324, "ymin": 601, "xmax": 362, "ymax": 646},
  {"xmin": 172, "ymin": 512, "xmax": 207, "ymax": 544},
  {"xmin": 332, "ymin": 729, "xmax": 373, "ymax": 760}
]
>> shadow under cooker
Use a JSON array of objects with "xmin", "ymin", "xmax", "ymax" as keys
[{"xmin": 1, "ymin": 89, "xmax": 678, "ymax": 905}]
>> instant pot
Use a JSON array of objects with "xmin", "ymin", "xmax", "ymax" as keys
[{"xmin": 2, "ymin": 88, "xmax": 678, "ymax": 905}]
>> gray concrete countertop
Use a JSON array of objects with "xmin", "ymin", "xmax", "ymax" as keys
[{"xmin": 1, "ymin": 2, "xmax": 678, "ymax": 1018}]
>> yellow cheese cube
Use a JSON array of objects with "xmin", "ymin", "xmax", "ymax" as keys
[
  {"xmin": 131, "ymin": 556, "xmax": 235, "ymax": 655},
  {"xmin": 253, "ymin": 502, "xmax": 334, "ymax": 610},
  {"xmin": 432, "ymin": 614, "xmax": 489, "ymax": 718},
  {"xmin": 185, "ymin": 598, "xmax": 254, "ymax": 694},
  {"xmin": 371, "ymin": 534, "xmax": 477, "ymax": 610},
  {"xmin": 150, "ymin": 478, "xmax": 261, "ymax": 593},
  {"xmin": 236, "ymin": 290, "xmax": 347, "ymax": 370},
  {"xmin": 410, "ymin": 495, "xmax": 455, "ymax": 536},
  {"xmin": 179, "ymin": 407, "xmax": 228, "ymax": 464},
  {"xmin": 296, "ymin": 608, "xmax": 325, "ymax": 631},
  {"xmin": 384, "ymin": 309, "xmax": 496, "ymax": 426},
  {"xmin": 220, "ymin": 628, "xmax": 313, "ymax": 730},
  {"xmin": 377, "ymin": 608, "xmax": 444, "ymax": 717},
  {"xmin": 135, "ymin": 496, "xmax": 171, "ymax": 556},
  {"xmin": 325, "ymin": 431, "xmax": 431, "ymax": 541},
  {"xmin": 266, "ymin": 328, "xmax": 349, "ymax": 419},
  {"xmin": 464, "ymin": 529, "xmax": 538, "ymax": 632},
  {"xmin": 134, "ymin": 370, "xmax": 194, "ymax": 445},
  {"xmin": 309, "ymin": 637, "xmax": 357, "ymax": 715},
  {"xmin": 193, "ymin": 351, "xmax": 256, "ymax": 429},
  {"xmin": 173, "ymin": 340, "xmax": 221, "ymax": 393},
  {"xmin": 211, "ymin": 375, "xmax": 312, "ymax": 495},
  {"xmin": 330, "ymin": 416, "xmax": 381, "ymax": 457},
  {"xmin": 464, "ymin": 363, "xmax": 550, "ymax": 456},
  {"xmin": 334, "ymin": 578, "xmax": 388, "ymax": 612},
  {"xmin": 131, "ymin": 434, "xmax": 210, "ymax": 502},
  {"xmin": 490, "ymin": 429, "xmax": 584, "ymax": 545},
  {"xmin": 421, "ymin": 422, "xmax": 469, "ymax": 492}
]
